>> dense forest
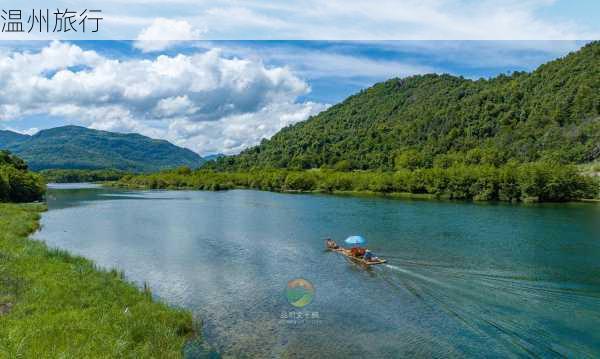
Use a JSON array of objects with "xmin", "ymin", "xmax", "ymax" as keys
[
  {"xmin": 209, "ymin": 41, "xmax": 600, "ymax": 171},
  {"xmin": 0, "ymin": 151, "xmax": 45, "ymax": 202},
  {"xmin": 116, "ymin": 162, "xmax": 598, "ymax": 202},
  {"xmin": 0, "ymin": 126, "xmax": 204, "ymax": 172},
  {"xmin": 40, "ymin": 169, "xmax": 129, "ymax": 183}
]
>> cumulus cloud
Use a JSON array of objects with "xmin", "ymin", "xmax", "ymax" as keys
[
  {"xmin": 155, "ymin": 95, "xmax": 198, "ymax": 117},
  {"xmin": 167, "ymin": 101, "xmax": 327, "ymax": 154},
  {"xmin": 0, "ymin": 41, "xmax": 324, "ymax": 154},
  {"xmin": 134, "ymin": 18, "xmax": 205, "ymax": 52}
]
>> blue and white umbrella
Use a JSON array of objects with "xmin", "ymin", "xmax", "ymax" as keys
[{"xmin": 345, "ymin": 235, "xmax": 366, "ymax": 247}]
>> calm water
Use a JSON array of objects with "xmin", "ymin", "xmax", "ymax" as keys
[{"xmin": 36, "ymin": 185, "xmax": 600, "ymax": 358}]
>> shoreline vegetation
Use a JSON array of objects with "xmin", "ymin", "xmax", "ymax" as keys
[
  {"xmin": 0, "ymin": 203, "xmax": 206, "ymax": 358},
  {"xmin": 40, "ymin": 168, "xmax": 130, "ymax": 184},
  {"xmin": 113, "ymin": 162, "xmax": 599, "ymax": 203},
  {"xmin": 0, "ymin": 150, "xmax": 45, "ymax": 203}
]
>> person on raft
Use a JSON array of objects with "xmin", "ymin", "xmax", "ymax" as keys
[
  {"xmin": 350, "ymin": 247, "xmax": 366, "ymax": 257},
  {"xmin": 350, "ymin": 247, "xmax": 376, "ymax": 261},
  {"xmin": 326, "ymin": 239, "xmax": 339, "ymax": 249}
]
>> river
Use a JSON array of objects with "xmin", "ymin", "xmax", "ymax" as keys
[{"xmin": 34, "ymin": 184, "xmax": 600, "ymax": 358}]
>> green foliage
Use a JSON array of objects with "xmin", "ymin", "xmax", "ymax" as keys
[
  {"xmin": 175, "ymin": 166, "xmax": 193, "ymax": 175},
  {"xmin": 0, "ymin": 126, "xmax": 204, "ymax": 172},
  {"xmin": 0, "ymin": 203, "xmax": 196, "ymax": 357},
  {"xmin": 333, "ymin": 159, "xmax": 353, "ymax": 172},
  {"xmin": 0, "ymin": 151, "xmax": 45, "ymax": 203},
  {"xmin": 579, "ymin": 161, "xmax": 600, "ymax": 176},
  {"xmin": 209, "ymin": 42, "xmax": 600, "ymax": 171},
  {"xmin": 40, "ymin": 169, "xmax": 129, "ymax": 183},
  {"xmin": 116, "ymin": 162, "xmax": 598, "ymax": 202},
  {"xmin": 394, "ymin": 150, "xmax": 430, "ymax": 170},
  {"xmin": 0, "ymin": 150, "xmax": 28, "ymax": 171}
]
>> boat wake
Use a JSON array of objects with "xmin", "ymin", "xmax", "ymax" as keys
[{"xmin": 379, "ymin": 262, "xmax": 600, "ymax": 358}]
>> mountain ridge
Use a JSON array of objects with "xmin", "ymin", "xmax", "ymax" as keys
[{"xmin": 0, "ymin": 125, "xmax": 204, "ymax": 172}]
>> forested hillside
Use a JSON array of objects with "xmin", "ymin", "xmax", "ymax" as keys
[
  {"xmin": 211, "ymin": 41, "xmax": 600, "ymax": 171},
  {"xmin": 0, "ymin": 126, "xmax": 204, "ymax": 172},
  {"xmin": 0, "ymin": 131, "xmax": 28, "ymax": 147}
]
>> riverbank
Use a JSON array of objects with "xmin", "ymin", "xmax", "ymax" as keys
[
  {"xmin": 0, "ymin": 203, "xmax": 197, "ymax": 358},
  {"xmin": 112, "ymin": 164, "xmax": 599, "ymax": 203},
  {"xmin": 111, "ymin": 182, "xmax": 600, "ymax": 204},
  {"xmin": 39, "ymin": 168, "xmax": 129, "ymax": 183}
]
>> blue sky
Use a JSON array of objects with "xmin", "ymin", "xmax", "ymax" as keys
[
  {"xmin": 0, "ymin": 40, "xmax": 589, "ymax": 155},
  {"xmin": 536, "ymin": 0, "xmax": 600, "ymax": 31}
]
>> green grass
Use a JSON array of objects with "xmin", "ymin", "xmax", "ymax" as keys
[{"xmin": 0, "ymin": 203, "xmax": 196, "ymax": 358}]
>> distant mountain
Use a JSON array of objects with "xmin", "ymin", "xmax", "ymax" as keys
[
  {"xmin": 0, "ymin": 130, "xmax": 29, "ymax": 147},
  {"xmin": 203, "ymin": 153, "xmax": 226, "ymax": 162},
  {"xmin": 212, "ymin": 41, "xmax": 600, "ymax": 171},
  {"xmin": 0, "ymin": 126, "xmax": 204, "ymax": 172}
]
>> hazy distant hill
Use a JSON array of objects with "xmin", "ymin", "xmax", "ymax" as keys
[
  {"xmin": 0, "ymin": 130, "xmax": 29, "ymax": 147},
  {"xmin": 213, "ymin": 41, "xmax": 600, "ymax": 171},
  {"xmin": 0, "ymin": 126, "xmax": 204, "ymax": 172},
  {"xmin": 203, "ymin": 154, "xmax": 226, "ymax": 162}
]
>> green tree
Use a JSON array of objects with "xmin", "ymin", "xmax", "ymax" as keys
[{"xmin": 394, "ymin": 150, "xmax": 428, "ymax": 170}]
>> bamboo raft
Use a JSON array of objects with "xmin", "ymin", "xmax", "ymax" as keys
[{"xmin": 327, "ymin": 245, "xmax": 387, "ymax": 266}]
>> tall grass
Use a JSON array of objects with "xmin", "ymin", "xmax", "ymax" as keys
[{"xmin": 0, "ymin": 203, "xmax": 198, "ymax": 358}]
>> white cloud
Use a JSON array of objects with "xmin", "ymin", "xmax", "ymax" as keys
[
  {"xmin": 206, "ymin": 42, "xmax": 437, "ymax": 79},
  {"xmin": 2, "ymin": 126, "xmax": 39, "ymax": 136},
  {"xmin": 167, "ymin": 101, "xmax": 327, "ymax": 154},
  {"xmin": 151, "ymin": 0, "xmax": 599, "ymax": 40},
  {"xmin": 155, "ymin": 96, "xmax": 198, "ymax": 117},
  {"xmin": 134, "ymin": 18, "xmax": 205, "ymax": 52},
  {"xmin": 0, "ymin": 41, "xmax": 324, "ymax": 155},
  {"xmin": 280, "ymin": 0, "xmax": 595, "ymax": 39}
]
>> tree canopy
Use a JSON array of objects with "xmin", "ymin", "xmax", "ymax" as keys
[{"xmin": 0, "ymin": 150, "xmax": 45, "ymax": 202}]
